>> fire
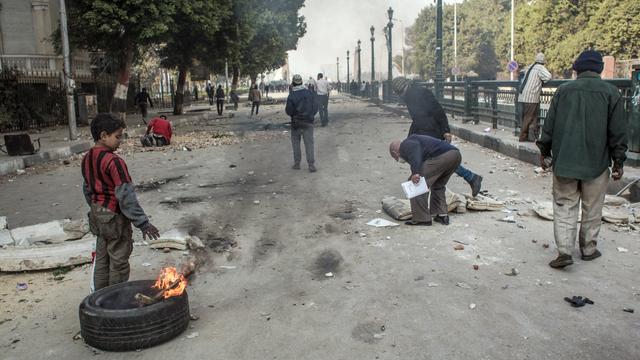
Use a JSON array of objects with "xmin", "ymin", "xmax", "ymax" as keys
[{"xmin": 153, "ymin": 267, "xmax": 187, "ymax": 299}]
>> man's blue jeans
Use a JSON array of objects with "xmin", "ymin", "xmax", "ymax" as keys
[{"xmin": 455, "ymin": 165, "xmax": 475, "ymax": 183}]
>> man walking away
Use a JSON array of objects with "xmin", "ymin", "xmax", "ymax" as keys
[
  {"xmin": 389, "ymin": 135, "xmax": 462, "ymax": 226},
  {"xmin": 215, "ymin": 85, "xmax": 225, "ymax": 116},
  {"xmin": 537, "ymin": 50, "xmax": 627, "ymax": 269},
  {"xmin": 135, "ymin": 88, "xmax": 153, "ymax": 124},
  {"xmin": 316, "ymin": 73, "xmax": 330, "ymax": 127},
  {"xmin": 392, "ymin": 77, "xmax": 483, "ymax": 197},
  {"xmin": 206, "ymin": 82, "xmax": 214, "ymax": 105},
  {"xmin": 286, "ymin": 74, "xmax": 319, "ymax": 173},
  {"xmin": 230, "ymin": 90, "xmax": 240, "ymax": 110},
  {"xmin": 250, "ymin": 84, "xmax": 261, "ymax": 116},
  {"xmin": 518, "ymin": 53, "xmax": 552, "ymax": 142}
]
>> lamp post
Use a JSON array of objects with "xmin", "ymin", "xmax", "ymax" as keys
[
  {"xmin": 347, "ymin": 50, "xmax": 350, "ymax": 91},
  {"xmin": 357, "ymin": 40, "xmax": 362, "ymax": 86},
  {"xmin": 336, "ymin": 57, "xmax": 340, "ymax": 83},
  {"xmin": 435, "ymin": 0, "xmax": 443, "ymax": 99},
  {"xmin": 387, "ymin": 7, "xmax": 394, "ymax": 99},
  {"xmin": 370, "ymin": 26, "xmax": 375, "ymax": 87}
]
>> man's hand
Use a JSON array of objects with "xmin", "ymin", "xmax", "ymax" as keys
[
  {"xmin": 141, "ymin": 223, "xmax": 160, "ymax": 241},
  {"xmin": 612, "ymin": 163, "xmax": 624, "ymax": 181},
  {"xmin": 411, "ymin": 173, "xmax": 421, "ymax": 184},
  {"xmin": 443, "ymin": 133, "xmax": 452, "ymax": 143}
]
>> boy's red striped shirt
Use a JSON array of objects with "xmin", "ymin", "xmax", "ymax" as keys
[{"xmin": 81, "ymin": 146, "xmax": 132, "ymax": 213}]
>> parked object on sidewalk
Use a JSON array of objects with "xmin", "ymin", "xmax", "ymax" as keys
[{"xmin": 1, "ymin": 134, "xmax": 40, "ymax": 156}]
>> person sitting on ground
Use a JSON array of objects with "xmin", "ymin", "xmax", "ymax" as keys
[
  {"xmin": 82, "ymin": 113, "xmax": 160, "ymax": 291},
  {"xmin": 392, "ymin": 77, "xmax": 483, "ymax": 197},
  {"xmin": 250, "ymin": 84, "xmax": 261, "ymax": 116},
  {"xmin": 140, "ymin": 115, "xmax": 172, "ymax": 147},
  {"xmin": 230, "ymin": 90, "xmax": 240, "ymax": 110},
  {"xmin": 389, "ymin": 134, "xmax": 462, "ymax": 226}
]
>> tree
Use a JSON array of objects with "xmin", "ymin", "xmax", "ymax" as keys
[
  {"xmin": 67, "ymin": 0, "xmax": 176, "ymax": 114},
  {"xmin": 159, "ymin": 0, "xmax": 232, "ymax": 115}
]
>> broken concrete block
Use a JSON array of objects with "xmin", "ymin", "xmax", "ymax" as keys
[
  {"xmin": 0, "ymin": 234, "xmax": 95, "ymax": 272},
  {"xmin": 0, "ymin": 216, "xmax": 7, "ymax": 230},
  {"xmin": 602, "ymin": 206, "xmax": 635, "ymax": 224},
  {"xmin": 149, "ymin": 228, "xmax": 190, "ymax": 250},
  {"xmin": 10, "ymin": 219, "xmax": 88, "ymax": 246},
  {"xmin": 187, "ymin": 235, "xmax": 205, "ymax": 250},
  {"xmin": 465, "ymin": 194, "xmax": 504, "ymax": 211},
  {"xmin": 532, "ymin": 201, "xmax": 554, "ymax": 221},
  {"xmin": 0, "ymin": 229, "xmax": 14, "ymax": 246}
]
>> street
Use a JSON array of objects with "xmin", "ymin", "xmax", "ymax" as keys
[{"xmin": 1, "ymin": 95, "xmax": 639, "ymax": 360}]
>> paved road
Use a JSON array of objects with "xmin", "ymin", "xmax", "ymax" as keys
[{"xmin": 1, "ymin": 95, "xmax": 638, "ymax": 359}]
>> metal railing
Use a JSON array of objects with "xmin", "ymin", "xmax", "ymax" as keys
[{"xmin": 0, "ymin": 54, "xmax": 92, "ymax": 79}]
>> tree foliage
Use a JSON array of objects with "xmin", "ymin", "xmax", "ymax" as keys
[{"xmin": 405, "ymin": 0, "xmax": 640, "ymax": 79}]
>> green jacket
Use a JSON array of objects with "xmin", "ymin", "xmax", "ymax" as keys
[{"xmin": 537, "ymin": 71, "xmax": 628, "ymax": 180}]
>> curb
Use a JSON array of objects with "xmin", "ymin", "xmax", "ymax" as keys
[{"xmin": 0, "ymin": 141, "xmax": 92, "ymax": 177}]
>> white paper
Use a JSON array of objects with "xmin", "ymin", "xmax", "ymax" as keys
[
  {"xmin": 401, "ymin": 177, "xmax": 429, "ymax": 199},
  {"xmin": 366, "ymin": 218, "xmax": 400, "ymax": 227}
]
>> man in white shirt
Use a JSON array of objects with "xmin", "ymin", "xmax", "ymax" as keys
[
  {"xmin": 518, "ymin": 52, "xmax": 552, "ymax": 142},
  {"xmin": 316, "ymin": 73, "xmax": 330, "ymax": 127}
]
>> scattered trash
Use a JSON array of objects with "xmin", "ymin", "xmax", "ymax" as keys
[
  {"xmin": 325, "ymin": 272, "xmax": 334, "ymax": 278},
  {"xmin": 617, "ymin": 247, "xmax": 629, "ymax": 253},
  {"xmin": 190, "ymin": 314, "xmax": 200, "ymax": 321},
  {"xmin": 456, "ymin": 282, "xmax": 471, "ymax": 289},
  {"xmin": 366, "ymin": 218, "xmax": 399, "ymax": 227},
  {"xmin": 622, "ymin": 308, "xmax": 634, "ymax": 313},
  {"xmin": 142, "ymin": 263, "xmax": 151, "ymax": 267},
  {"xmin": 375, "ymin": 210, "xmax": 382, "ymax": 214},
  {"xmin": 185, "ymin": 332, "xmax": 199, "ymax": 339},
  {"xmin": 16, "ymin": 283, "xmax": 27, "ymax": 291},
  {"xmin": 453, "ymin": 244, "xmax": 465, "ymax": 251},
  {"xmin": 218, "ymin": 266, "xmax": 237, "ymax": 270},
  {"xmin": 229, "ymin": 164, "xmax": 237, "ymax": 168},
  {"xmin": 501, "ymin": 284, "xmax": 509, "ymax": 290},
  {"xmin": 469, "ymin": 303, "xmax": 477, "ymax": 309},
  {"xmin": 542, "ymin": 244, "xmax": 550, "ymax": 249},
  {"xmin": 473, "ymin": 265, "xmax": 479, "ymax": 270},
  {"xmin": 499, "ymin": 216, "xmax": 516, "ymax": 223},
  {"xmin": 427, "ymin": 282, "xmax": 439, "ymax": 287},
  {"xmin": 248, "ymin": 171, "xmax": 255, "ymax": 175},
  {"xmin": 504, "ymin": 268, "xmax": 519, "ymax": 276},
  {"xmin": 564, "ymin": 296, "xmax": 594, "ymax": 308},
  {"xmin": 72, "ymin": 331, "xmax": 82, "ymax": 340},
  {"xmin": 253, "ymin": 200, "xmax": 260, "ymax": 205},
  {"xmin": 453, "ymin": 240, "xmax": 469, "ymax": 246},
  {"xmin": 483, "ymin": 127, "xmax": 491, "ymax": 132}
]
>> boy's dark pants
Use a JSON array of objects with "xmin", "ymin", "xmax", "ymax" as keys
[{"xmin": 89, "ymin": 204, "xmax": 133, "ymax": 290}]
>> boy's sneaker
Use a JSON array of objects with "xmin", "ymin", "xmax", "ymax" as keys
[
  {"xmin": 292, "ymin": 163, "xmax": 300, "ymax": 170},
  {"xmin": 581, "ymin": 249, "xmax": 601, "ymax": 261},
  {"xmin": 549, "ymin": 254, "xmax": 573, "ymax": 269}
]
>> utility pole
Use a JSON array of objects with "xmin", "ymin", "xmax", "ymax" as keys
[
  {"xmin": 59, "ymin": 0, "xmax": 77, "ymax": 140},
  {"xmin": 336, "ymin": 57, "xmax": 340, "ymax": 83},
  {"xmin": 510, "ymin": 0, "xmax": 515, "ymax": 81},
  {"xmin": 357, "ymin": 40, "xmax": 362, "ymax": 85},
  {"xmin": 435, "ymin": 0, "xmax": 443, "ymax": 99},
  {"xmin": 347, "ymin": 50, "xmax": 350, "ymax": 87},
  {"xmin": 387, "ymin": 7, "xmax": 394, "ymax": 95},
  {"xmin": 454, "ymin": 3, "xmax": 458, "ymax": 81},
  {"xmin": 370, "ymin": 26, "xmax": 375, "ymax": 86}
]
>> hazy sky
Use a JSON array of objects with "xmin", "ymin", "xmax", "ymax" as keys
[{"xmin": 287, "ymin": 0, "xmax": 442, "ymax": 80}]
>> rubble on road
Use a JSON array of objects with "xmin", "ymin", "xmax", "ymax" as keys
[
  {"xmin": 9, "ymin": 219, "xmax": 88, "ymax": 246},
  {"xmin": 0, "ymin": 236, "xmax": 95, "ymax": 272},
  {"xmin": 531, "ymin": 199, "xmax": 638, "ymax": 226},
  {"xmin": 381, "ymin": 190, "xmax": 500, "ymax": 221}
]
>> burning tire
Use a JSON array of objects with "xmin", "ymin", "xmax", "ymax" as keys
[{"xmin": 79, "ymin": 280, "xmax": 190, "ymax": 351}]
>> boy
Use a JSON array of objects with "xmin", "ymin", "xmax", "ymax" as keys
[
  {"xmin": 82, "ymin": 113, "xmax": 160, "ymax": 290},
  {"xmin": 140, "ymin": 115, "xmax": 172, "ymax": 147}
]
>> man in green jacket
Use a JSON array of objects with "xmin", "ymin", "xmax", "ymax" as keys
[{"xmin": 537, "ymin": 50, "xmax": 627, "ymax": 269}]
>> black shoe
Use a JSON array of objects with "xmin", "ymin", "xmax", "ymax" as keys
[
  {"xmin": 309, "ymin": 164, "xmax": 317, "ymax": 173},
  {"xmin": 405, "ymin": 220, "xmax": 432, "ymax": 226},
  {"xmin": 469, "ymin": 175, "xmax": 483, "ymax": 198},
  {"xmin": 292, "ymin": 163, "xmax": 300, "ymax": 170},
  {"xmin": 581, "ymin": 249, "xmax": 601, "ymax": 261},
  {"xmin": 549, "ymin": 254, "xmax": 574, "ymax": 269},
  {"xmin": 433, "ymin": 215, "xmax": 450, "ymax": 225}
]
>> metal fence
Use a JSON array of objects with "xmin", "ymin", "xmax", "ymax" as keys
[{"xmin": 0, "ymin": 72, "xmax": 68, "ymax": 132}]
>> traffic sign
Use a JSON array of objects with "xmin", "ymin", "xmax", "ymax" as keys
[
  {"xmin": 507, "ymin": 60, "xmax": 518, "ymax": 72},
  {"xmin": 451, "ymin": 67, "xmax": 461, "ymax": 76}
]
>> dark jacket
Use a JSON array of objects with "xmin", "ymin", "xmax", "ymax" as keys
[
  {"xmin": 135, "ymin": 91, "xmax": 153, "ymax": 107},
  {"xmin": 537, "ymin": 71, "xmax": 628, "ymax": 180},
  {"xmin": 403, "ymin": 84, "xmax": 450, "ymax": 139},
  {"xmin": 215, "ymin": 88, "xmax": 225, "ymax": 99},
  {"xmin": 400, "ymin": 134, "xmax": 458, "ymax": 174},
  {"xmin": 285, "ymin": 86, "xmax": 318, "ymax": 125}
]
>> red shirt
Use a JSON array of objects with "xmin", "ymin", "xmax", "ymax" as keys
[
  {"xmin": 81, "ymin": 146, "xmax": 132, "ymax": 213},
  {"xmin": 147, "ymin": 118, "xmax": 172, "ymax": 142}
]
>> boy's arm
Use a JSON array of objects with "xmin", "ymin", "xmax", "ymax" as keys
[{"xmin": 114, "ymin": 183, "xmax": 149, "ymax": 228}]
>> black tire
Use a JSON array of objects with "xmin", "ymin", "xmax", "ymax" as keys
[{"xmin": 79, "ymin": 280, "xmax": 190, "ymax": 351}]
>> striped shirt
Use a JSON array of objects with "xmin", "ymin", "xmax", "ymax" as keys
[
  {"xmin": 518, "ymin": 63, "xmax": 552, "ymax": 103},
  {"xmin": 81, "ymin": 146, "xmax": 132, "ymax": 213}
]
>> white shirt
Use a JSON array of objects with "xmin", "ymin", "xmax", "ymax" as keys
[
  {"xmin": 518, "ymin": 63, "xmax": 552, "ymax": 103},
  {"xmin": 316, "ymin": 79, "xmax": 329, "ymax": 95}
]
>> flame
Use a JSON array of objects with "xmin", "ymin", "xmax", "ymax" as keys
[{"xmin": 153, "ymin": 267, "xmax": 187, "ymax": 299}]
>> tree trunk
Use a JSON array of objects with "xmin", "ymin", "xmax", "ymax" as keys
[
  {"xmin": 111, "ymin": 41, "xmax": 134, "ymax": 118},
  {"xmin": 231, "ymin": 65, "xmax": 240, "ymax": 90},
  {"xmin": 173, "ymin": 65, "xmax": 188, "ymax": 115}
]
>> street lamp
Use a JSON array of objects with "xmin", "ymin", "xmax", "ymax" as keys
[
  {"xmin": 347, "ymin": 50, "xmax": 350, "ymax": 89},
  {"xmin": 336, "ymin": 57, "xmax": 340, "ymax": 83},
  {"xmin": 357, "ymin": 40, "xmax": 362, "ymax": 86},
  {"xmin": 435, "ymin": 0, "xmax": 443, "ymax": 99},
  {"xmin": 386, "ymin": 7, "xmax": 394, "ymax": 101},
  {"xmin": 370, "ymin": 26, "xmax": 375, "ymax": 86}
]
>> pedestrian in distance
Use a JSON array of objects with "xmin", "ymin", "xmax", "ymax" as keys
[
  {"xmin": 206, "ymin": 81, "xmax": 214, "ymax": 105},
  {"xmin": 316, "ymin": 73, "xmax": 330, "ymax": 127},
  {"xmin": 286, "ymin": 74, "xmax": 319, "ymax": 173},
  {"xmin": 215, "ymin": 85, "xmax": 225, "ymax": 116},
  {"xmin": 82, "ymin": 113, "xmax": 160, "ymax": 291},
  {"xmin": 537, "ymin": 50, "xmax": 627, "ymax": 269},
  {"xmin": 134, "ymin": 88, "xmax": 153, "ymax": 124},
  {"xmin": 518, "ymin": 52, "xmax": 552, "ymax": 142},
  {"xmin": 389, "ymin": 134, "xmax": 462, "ymax": 226},
  {"xmin": 265, "ymin": 84, "xmax": 270, "ymax": 98},
  {"xmin": 230, "ymin": 89, "xmax": 240, "ymax": 110},
  {"xmin": 392, "ymin": 77, "xmax": 483, "ymax": 197},
  {"xmin": 140, "ymin": 115, "xmax": 172, "ymax": 147},
  {"xmin": 249, "ymin": 84, "xmax": 261, "ymax": 116}
]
